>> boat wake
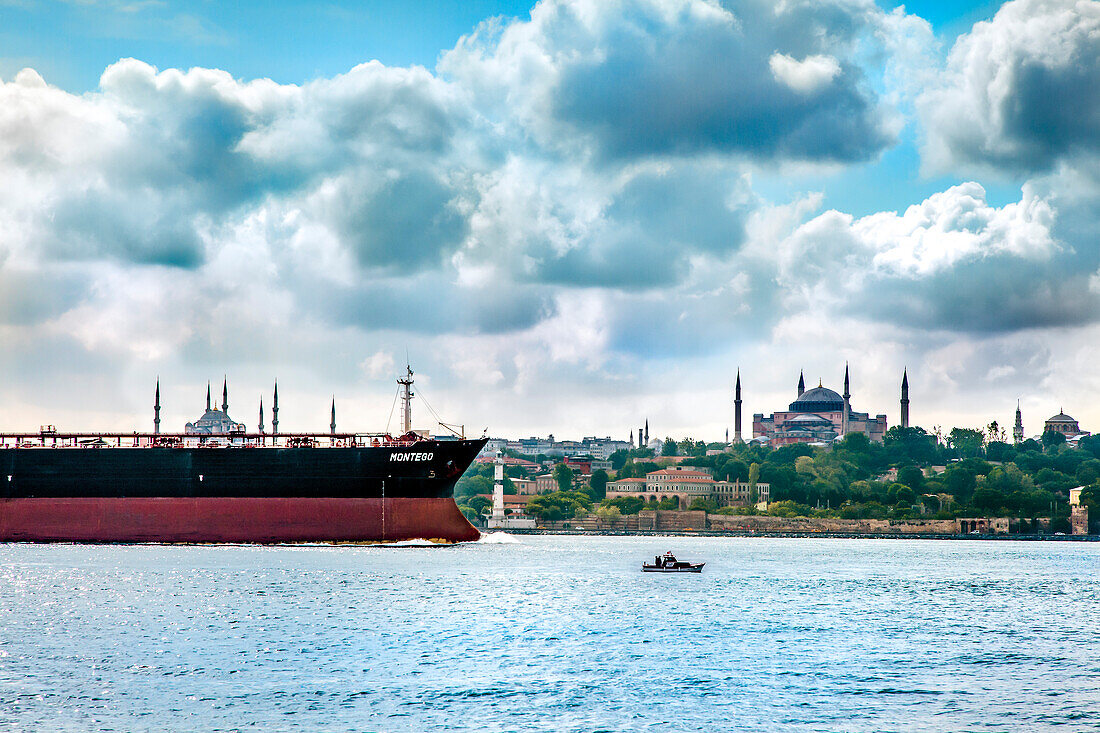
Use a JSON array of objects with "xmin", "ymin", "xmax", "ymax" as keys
[{"xmin": 477, "ymin": 532, "xmax": 521, "ymax": 544}]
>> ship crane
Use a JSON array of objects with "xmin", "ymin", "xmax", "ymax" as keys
[{"xmin": 397, "ymin": 364, "xmax": 415, "ymax": 434}]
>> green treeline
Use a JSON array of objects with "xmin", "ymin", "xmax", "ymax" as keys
[{"xmin": 454, "ymin": 427, "xmax": 1100, "ymax": 531}]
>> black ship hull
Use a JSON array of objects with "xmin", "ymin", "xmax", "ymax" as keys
[{"xmin": 0, "ymin": 438, "xmax": 486, "ymax": 543}]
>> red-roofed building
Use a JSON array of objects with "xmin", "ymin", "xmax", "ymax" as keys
[{"xmin": 605, "ymin": 466, "xmax": 769, "ymax": 510}]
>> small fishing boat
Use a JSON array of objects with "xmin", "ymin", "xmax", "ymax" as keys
[{"xmin": 642, "ymin": 551, "xmax": 704, "ymax": 573}]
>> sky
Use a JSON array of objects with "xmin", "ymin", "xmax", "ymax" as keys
[{"xmin": 0, "ymin": 0, "xmax": 1098, "ymax": 441}]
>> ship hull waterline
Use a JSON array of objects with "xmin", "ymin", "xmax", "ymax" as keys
[
  {"xmin": 0, "ymin": 437, "xmax": 487, "ymax": 544},
  {"xmin": 0, "ymin": 496, "xmax": 480, "ymax": 544}
]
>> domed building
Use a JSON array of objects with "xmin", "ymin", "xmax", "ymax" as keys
[
  {"xmin": 185, "ymin": 380, "xmax": 246, "ymax": 435},
  {"xmin": 1044, "ymin": 410, "xmax": 1088, "ymax": 439},
  {"xmin": 751, "ymin": 367, "xmax": 888, "ymax": 446}
]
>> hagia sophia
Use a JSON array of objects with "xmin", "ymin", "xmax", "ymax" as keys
[
  {"xmin": 733, "ymin": 366, "xmax": 900, "ymax": 446},
  {"xmin": 727, "ymin": 366, "xmax": 1090, "ymax": 448}
]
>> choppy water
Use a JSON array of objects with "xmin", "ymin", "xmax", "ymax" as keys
[{"xmin": 1, "ymin": 536, "xmax": 1098, "ymax": 732}]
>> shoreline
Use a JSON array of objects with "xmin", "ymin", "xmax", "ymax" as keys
[{"xmin": 486, "ymin": 528, "xmax": 1098, "ymax": 541}]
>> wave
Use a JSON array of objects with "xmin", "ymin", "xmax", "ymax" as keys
[{"xmin": 477, "ymin": 532, "xmax": 521, "ymax": 544}]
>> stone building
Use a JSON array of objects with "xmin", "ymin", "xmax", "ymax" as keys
[
  {"xmin": 1070, "ymin": 487, "xmax": 1089, "ymax": 535},
  {"xmin": 606, "ymin": 465, "xmax": 770, "ymax": 510}
]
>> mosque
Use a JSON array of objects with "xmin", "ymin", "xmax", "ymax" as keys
[
  {"xmin": 744, "ymin": 367, "xmax": 896, "ymax": 446},
  {"xmin": 185, "ymin": 380, "xmax": 247, "ymax": 435}
]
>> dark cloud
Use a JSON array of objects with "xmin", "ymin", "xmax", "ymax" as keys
[
  {"xmin": 294, "ymin": 272, "xmax": 554, "ymax": 336},
  {"xmin": 443, "ymin": 0, "xmax": 893, "ymax": 164},
  {"xmin": 333, "ymin": 171, "xmax": 469, "ymax": 274},
  {"xmin": 854, "ymin": 257, "xmax": 1100, "ymax": 333}
]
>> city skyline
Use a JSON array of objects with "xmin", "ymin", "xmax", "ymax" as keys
[{"xmin": 1, "ymin": 0, "xmax": 1097, "ymax": 438}]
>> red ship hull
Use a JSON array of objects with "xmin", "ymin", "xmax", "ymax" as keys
[{"xmin": 0, "ymin": 497, "xmax": 481, "ymax": 544}]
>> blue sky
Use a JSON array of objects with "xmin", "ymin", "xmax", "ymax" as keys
[{"xmin": 0, "ymin": 0, "xmax": 1097, "ymax": 439}]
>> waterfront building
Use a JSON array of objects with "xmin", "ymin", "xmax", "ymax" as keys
[
  {"xmin": 511, "ymin": 478, "xmax": 537, "ymax": 495},
  {"xmin": 606, "ymin": 465, "xmax": 770, "ymax": 509},
  {"xmin": 752, "ymin": 366, "xmax": 888, "ymax": 445}
]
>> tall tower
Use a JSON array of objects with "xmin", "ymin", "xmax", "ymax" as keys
[
  {"xmin": 258, "ymin": 397, "xmax": 265, "ymax": 434},
  {"xmin": 222, "ymin": 378, "xmax": 229, "ymax": 413},
  {"xmin": 398, "ymin": 364, "xmax": 415, "ymax": 434},
  {"xmin": 330, "ymin": 398, "xmax": 337, "ymax": 435},
  {"xmin": 841, "ymin": 364, "xmax": 851, "ymax": 436},
  {"xmin": 1014, "ymin": 401, "xmax": 1024, "ymax": 443},
  {"xmin": 638, "ymin": 425, "xmax": 644, "ymax": 448},
  {"xmin": 644, "ymin": 420, "xmax": 649, "ymax": 446},
  {"xmin": 154, "ymin": 379, "xmax": 161, "ymax": 435},
  {"xmin": 206, "ymin": 382, "xmax": 211, "ymax": 412},
  {"xmin": 797, "ymin": 370, "xmax": 805, "ymax": 397},
  {"xmin": 272, "ymin": 380, "xmax": 279, "ymax": 435},
  {"xmin": 630, "ymin": 429, "xmax": 635, "ymax": 448},
  {"xmin": 734, "ymin": 369, "xmax": 743, "ymax": 443},
  {"xmin": 900, "ymin": 369, "xmax": 910, "ymax": 429}
]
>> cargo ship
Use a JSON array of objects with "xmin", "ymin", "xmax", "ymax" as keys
[{"xmin": 0, "ymin": 368, "xmax": 485, "ymax": 543}]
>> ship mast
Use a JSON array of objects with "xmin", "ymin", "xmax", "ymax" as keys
[{"xmin": 397, "ymin": 364, "xmax": 414, "ymax": 434}]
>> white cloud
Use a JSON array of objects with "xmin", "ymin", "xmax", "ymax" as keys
[
  {"xmin": 858, "ymin": 181, "xmax": 1058, "ymax": 277},
  {"xmin": 768, "ymin": 53, "xmax": 841, "ymax": 93},
  {"xmin": 920, "ymin": 0, "xmax": 1100, "ymax": 175}
]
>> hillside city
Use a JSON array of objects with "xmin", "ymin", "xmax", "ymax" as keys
[{"xmin": 461, "ymin": 374, "xmax": 1097, "ymax": 536}]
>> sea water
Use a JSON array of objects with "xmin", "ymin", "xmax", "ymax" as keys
[{"xmin": 1, "ymin": 536, "xmax": 1098, "ymax": 732}]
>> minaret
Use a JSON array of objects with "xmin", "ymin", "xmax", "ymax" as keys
[
  {"xmin": 734, "ymin": 369, "xmax": 743, "ymax": 443},
  {"xmin": 222, "ymin": 378, "xmax": 228, "ymax": 413},
  {"xmin": 272, "ymin": 380, "xmax": 279, "ymax": 435},
  {"xmin": 206, "ymin": 382, "xmax": 211, "ymax": 412},
  {"xmin": 330, "ymin": 397, "xmax": 337, "ymax": 435},
  {"xmin": 644, "ymin": 419, "xmax": 649, "ymax": 446},
  {"xmin": 797, "ymin": 370, "xmax": 805, "ymax": 397},
  {"xmin": 1014, "ymin": 401, "xmax": 1024, "ymax": 444},
  {"xmin": 900, "ymin": 369, "xmax": 910, "ymax": 429},
  {"xmin": 630, "ymin": 429, "xmax": 635, "ymax": 448},
  {"xmin": 841, "ymin": 364, "xmax": 851, "ymax": 436},
  {"xmin": 154, "ymin": 379, "xmax": 161, "ymax": 435},
  {"xmin": 258, "ymin": 397, "xmax": 265, "ymax": 434}
]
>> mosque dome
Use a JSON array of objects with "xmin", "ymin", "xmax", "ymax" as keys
[
  {"xmin": 1046, "ymin": 412, "xmax": 1076, "ymax": 423},
  {"xmin": 790, "ymin": 385, "xmax": 844, "ymax": 413}
]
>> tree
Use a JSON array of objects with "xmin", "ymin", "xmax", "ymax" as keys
[
  {"xmin": 688, "ymin": 497, "xmax": 718, "ymax": 513},
  {"xmin": 602, "ymin": 496, "xmax": 647, "ymax": 514},
  {"xmin": 466, "ymin": 495, "xmax": 492, "ymax": 516},
  {"xmin": 594, "ymin": 505, "xmax": 621, "ymax": 526},
  {"xmin": 985, "ymin": 441, "xmax": 1015, "ymax": 463},
  {"xmin": 884, "ymin": 426, "xmax": 938, "ymax": 465},
  {"xmin": 948, "ymin": 428, "xmax": 985, "ymax": 458},
  {"xmin": 661, "ymin": 437, "xmax": 678, "ymax": 456},
  {"xmin": 897, "ymin": 465, "xmax": 924, "ymax": 492},
  {"xmin": 1042, "ymin": 430, "xmax": 1067, "ymax": 451},
  {"xmin": 589, "ymin": 469, "xmax": 609, "ymax": 499},
  {"xmin": 553, "ymin": 463, "xmax": 574, "ymax": 492},
  {"xmin": 455, "ymin": 474, "xmax": 492, "ymax": 499},
  {"xmin": 745, "ymin": 461, "xmax": 761, "ymax": 504}
]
